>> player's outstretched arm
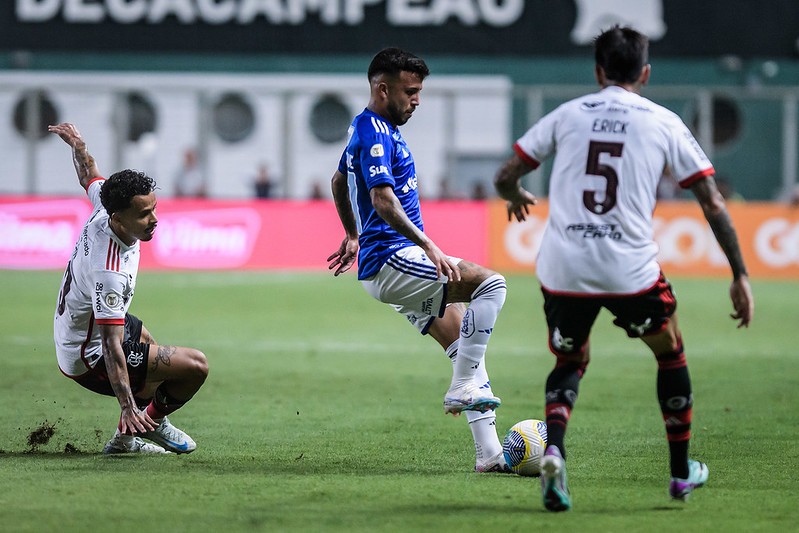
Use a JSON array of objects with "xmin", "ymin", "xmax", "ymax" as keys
[
  {"xmin": 98, "ymin": 323, "xmax": 158, "ymax": 434},
  {"xmin": 328, "ymin": 170, "xmax": 359, "ymax": 275},
  {"xmin": 494, "ymin": 153, "xmax": 538, "ymax": 222},
  {"xmin": 370, "ymin": 184, "xmax": 460, "ymax": 282},
  {"xmin": 48, "ymin": 123, "xmax": 102, "ymax": 191},
  {"xmin": 690, "ymin": 176, "xmax": 754, "ymax": 327}
]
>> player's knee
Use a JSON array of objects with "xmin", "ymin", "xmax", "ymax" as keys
[
  {"xmin": 553, "ymin": 349, "xmax": 590, "ymax": 369},
  {"xmin": 475, "ymin": 273, "xmax": 507, "ymax": 304},
  {"xmin": 140, "ymin": 326, "xmax": 156, "ymax": 345},
  {"xmin": 186, "ymin": 348, "xmax": 209, "ymax": 382}
]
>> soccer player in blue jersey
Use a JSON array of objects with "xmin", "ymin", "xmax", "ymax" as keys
[{"xmin": 327, "ymin": 47, "xmax": 511, "ymax": 472}]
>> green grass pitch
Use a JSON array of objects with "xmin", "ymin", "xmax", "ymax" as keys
[{"xmin": 0, "ymin": 270, "xmax": 797, "ymax": 532}]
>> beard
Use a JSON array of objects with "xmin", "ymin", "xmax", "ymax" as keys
[{"xmin": 387, "ymin": 102, "xmax": 411, "ymax": 126}]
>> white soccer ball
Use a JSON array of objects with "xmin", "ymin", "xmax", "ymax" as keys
[{"xmin": 502, "ymin": 419, "xmax": 548, "ymax": 476}]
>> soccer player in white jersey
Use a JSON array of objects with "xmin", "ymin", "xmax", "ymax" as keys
[
  {"xmin": 327, "ymin": 48, "xmax": 511, "ymax": 472},
  {"xmin": 50, "ymin": 123, "xmax": 209, "ymax": 455},
  {"xmin": 494, "ymin": 26, "xmax": 754, "ymax": 511}
]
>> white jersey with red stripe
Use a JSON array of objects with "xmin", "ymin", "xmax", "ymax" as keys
[
  {"xmin": 53, "ymin": 178, "xmax": 140, "ymax": 377},
  {"xmin": 514, "ymin": 85, "xmax": 714, "ymax": 295}
]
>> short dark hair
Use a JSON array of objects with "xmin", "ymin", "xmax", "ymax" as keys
[
  {"xmin": 100, "ymin": 169, "xmax": 156, "ymax": 215},
  {"xmin": 594, "ymin": 25, "xmax": 649, "ymax": 84},
  {"xmin": 367, "ymin": 47, "xmax": 429, "ymax": 82}
]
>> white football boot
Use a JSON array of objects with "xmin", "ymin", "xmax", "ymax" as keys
[
  {"xmin": 103, "ymin": 432, "xmax": 170, "ymax": 455},
  {"xmin": 140, "ymin": 417, "xmax": 196, "ymax": 454},
  {"xmin": 444, "ymin": 382, "xmax": 501, "ymax": 415}
]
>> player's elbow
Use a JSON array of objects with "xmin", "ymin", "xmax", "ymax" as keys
[
  {"xmin": 331, "ymin": 171, "xmax": 346, "ymax": 189},
  {"xmin": 701, "ymin": 191, "xmax": 727, "ymax": 219}
]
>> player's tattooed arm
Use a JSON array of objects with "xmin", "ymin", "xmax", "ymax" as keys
[
  {"xmin": 370, "ymin": 184, "xmax": 460, "ymax": 282},
  {"xmin": 370, "ymin": 184, "xmax": 432, "ymax": 248},
  {"xmin": 691, "ymin": 176, "xmax": 754, "ymax": 327},
  {"xmin": 98, "ymin": 323, "xmax": 157, "ymax": 434},
  {"xmin": 48, "ymin": 123, "xmax": 102, "ymax": 190},
  {"xmin": 328, "ymin": 170, "xmax": 360, "ymax": 275},
  {"xmin": 690, "ymin": 177, "xmax": 748, "ymax": 279},
  {"xmin": 331, "ymin": 170, "xmax": 358, "ymax": 240},
  {"xmin": 494, "ymin": 154, "xmax": 538, "ymax": 222}
]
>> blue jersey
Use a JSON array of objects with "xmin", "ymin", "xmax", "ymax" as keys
[{"xmin": 338, "ymin": 108, "xmax": 423, "ymax": 279}]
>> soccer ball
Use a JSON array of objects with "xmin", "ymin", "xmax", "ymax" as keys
[{"xmin": 502, "ymin": 419, "xmax": 548, "ymax": 476}]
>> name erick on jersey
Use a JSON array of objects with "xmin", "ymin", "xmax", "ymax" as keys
[
  {"xmin": 53, "ymin": 178, "xmax": 140, "ymax": 377},
  {"xmin": 514, "ymin": 86, "xmax": 714, "ymax": 295},
  {"xmin": 338, "ymin": 108, "xmax": 423, "ymax": 279}
]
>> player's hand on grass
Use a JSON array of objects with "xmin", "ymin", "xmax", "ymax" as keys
[
  {"xmin": 327, "ymin": 237, "xmax": 359, "ymax": 276},
  {"xmin": 729, "ymin": 276, "xmax": 754, "ymax": 328},
  {"xmin": 118, "ymin": 405, "xmax": 157, "ymax": 435}
]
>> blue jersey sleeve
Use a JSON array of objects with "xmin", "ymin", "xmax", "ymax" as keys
[{"xmin": 357, "ymin": 130, "xmax": 394, "ymax": 190}]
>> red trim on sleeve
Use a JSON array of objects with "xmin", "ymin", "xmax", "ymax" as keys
[
  {"xmin": 678, "ymin": 168, "xmax": 715, "ymax": 189},
  {"xmin": 512, "ymin": 143, "xmax": 541, "ymax": 169},
  {"xmin": 95, "ymin": 318, "xmax": 125, "ymax": 325},
  {"xmin": 84, "ymin": 176, "xmax": 105, "ymax": 192}
]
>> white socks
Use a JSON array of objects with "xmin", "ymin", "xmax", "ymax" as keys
[
  {"xmin": 450, "ymin": 274, "xmax": 507, "ymax": 389},
  {"xmin": 445, "ymin": 340, "xmax": 503, "ymax": 463},
  {"xmin": 467, "ymin": 411, "xmax": 503, "ymax": 463}
]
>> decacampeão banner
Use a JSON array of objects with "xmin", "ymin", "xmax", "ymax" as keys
[{"xmin": 2, "ymin": 0, "xmax": 798, "ymax": 57}]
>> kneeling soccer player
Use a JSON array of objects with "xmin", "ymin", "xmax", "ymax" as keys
[{"xmin": 50, "ymin": 123, "xmax": 208, "ymax": 455}]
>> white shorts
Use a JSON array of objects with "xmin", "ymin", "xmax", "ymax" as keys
[{"xmin": 362, "ymin": 246, "xmax": 461, "ymax": 334}]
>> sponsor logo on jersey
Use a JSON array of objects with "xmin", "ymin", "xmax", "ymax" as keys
[
  {"xmin": 370, "ymin": 144, "xmax": 384, "ymax": 157},
  {"xmin": 126, "ymin": 350, "xmax": 144, "ymax": 368},
  {"xmin": 580, "ymin": 100, "xmax": 606, "ymax": 111},
  {"xmin": 94, "ymin": 282, "xmax": 104, "ymax": 312},
  {"xmin": 369, "ymin": 165, "xmax": 389, "ymax": 178},
  {"xmin": 401, "ymin": 176, "xmax": 418, "ymax": 194},
  {"xmin": 566, "ymin": 223, "xmax": 622, "ymax": 240},
  {"xmin": 82, "ymin": 227, "xmax": 89, "ymax": 256}
]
